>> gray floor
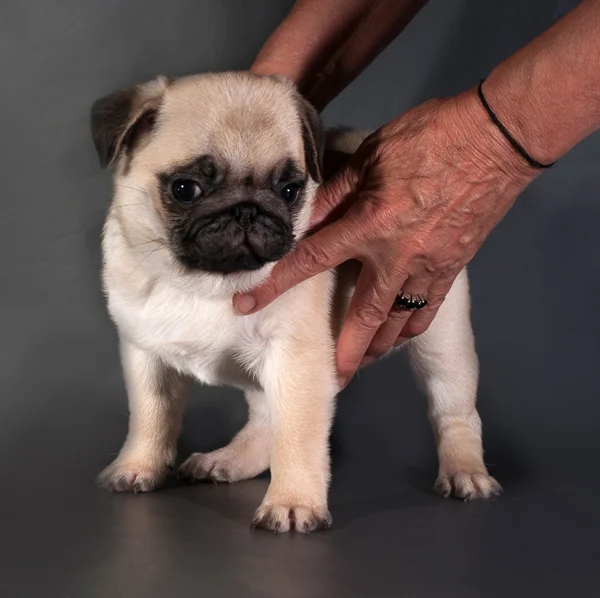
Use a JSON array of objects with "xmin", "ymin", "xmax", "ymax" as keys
[{"xmin": 2, "ymin": 1, "xmax": 600, "ymax": 596}]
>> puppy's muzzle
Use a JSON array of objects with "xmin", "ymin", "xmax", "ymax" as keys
[{"xmin": 175, "ymin": 201, "xmax": 294, "ymax": 274}]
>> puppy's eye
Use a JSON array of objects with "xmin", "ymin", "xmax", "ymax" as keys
[
  {"xmin": 280, "ymin": 183, "xmax": 301, "ymax": 203},
  {"xmin": 171, "ymin": 179, "xmax": 201, "ymax": 203}
]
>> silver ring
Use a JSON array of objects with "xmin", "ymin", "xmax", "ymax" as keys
[{"xmin": 393, "ymin": 292, "xmax": 428, "ymax": 311}]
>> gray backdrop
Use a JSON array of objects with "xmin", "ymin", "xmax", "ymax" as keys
[{"xmin": 1, "ymin": 1, "xmax": 598, "ymax": 597}]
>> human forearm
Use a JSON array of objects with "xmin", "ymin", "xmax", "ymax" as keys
[
  {"xmin": 251, "ymin": 0, "xmax": 429, "ymax": 111},
  {"xmin": 484, "ymin": 0, "xmax": 600, "ymax": 165}
]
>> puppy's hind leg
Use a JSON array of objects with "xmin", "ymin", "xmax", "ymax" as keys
[
  {"xmin": 407, "ymin": 269, "xmax": 501, "ymax": 500},
  {"xmin": 97, "ymin": 340, "xmax": 188, "ymax": 493},
  {"xmin": 178, "ymin": 389, "xmax": 271, "ymax": 483}
]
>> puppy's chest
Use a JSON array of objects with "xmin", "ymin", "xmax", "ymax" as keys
[{"xmin": 109, "ymin": 286, "xmax": 265, "ymax": 388}]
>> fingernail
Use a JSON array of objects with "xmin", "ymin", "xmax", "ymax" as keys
[
  {"xmin": 360, "ymin": 356, "xmax": 375, "ymax": 367},
  {"xmin": 337, "ymin": 376, "xmax": 348, "ymax": 390},
  {"xmin": 234, "ymin": 295, "xmax": 256, "ymax": 314}
]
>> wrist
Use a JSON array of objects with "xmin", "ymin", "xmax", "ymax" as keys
[
  {"xmin": 476, "ymin": 1, "xmax": 600, "ymax": 166},
  {"xmin": 450, "ymin": 87, "xmax": 541, "ymax": 186},
  {"xmin": 250, "ymin": 56, "xmax": 305, "ymax": 88},
  {"xmin": 250, "ymin": 57, "xmax": 331, "ymax": 111},
  {"xmin": 482, "ymin": 60, "xmax": 561, "ymax": 166}
]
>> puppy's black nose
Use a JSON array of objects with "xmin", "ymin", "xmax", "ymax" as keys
[{"xmin": 232, "ymin": 203, "xmax": 258, "ymax": 231}]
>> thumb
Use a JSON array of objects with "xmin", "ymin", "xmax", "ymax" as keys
[
  {"xmin": 233, "ymin": 220, "xmax": 351, "ymax": 314},
  {"xmin": 309, "ymin": 157, "xmax": 360, "ymax": 230}
]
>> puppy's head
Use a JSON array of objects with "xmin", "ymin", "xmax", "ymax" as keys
[{"xmin": 91, "ymin": 72, "xmax": 323, "ymax": 279}]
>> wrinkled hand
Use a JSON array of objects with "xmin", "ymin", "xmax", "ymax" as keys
[{"xmin": 234, "ymin": 88, "xmax": 537, "ymax": 384}]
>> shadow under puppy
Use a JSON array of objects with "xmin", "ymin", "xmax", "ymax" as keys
[{"xmin": 91, "ymin": 72, "xmax": 500, "ymax": 533}]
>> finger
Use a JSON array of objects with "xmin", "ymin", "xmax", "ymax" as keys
[
  {"xmin": 233, "ymin": 219, "xmax": 354, "ymax": 314},
  {"xmin": 364, "ymin": 275, "xmax": 434, "ymax": 364},
  {"xmin": 336, "ymin": 265, "xmax": 404, "ymax": 383},
  {"xmin": 394, "ymin": 274, "xmax": 457, "ymax": 346}
]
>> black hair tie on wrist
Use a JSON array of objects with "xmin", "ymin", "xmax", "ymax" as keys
[{"xmin": 477, "ymin": 79, "xmax": 555, "ymax": 170}]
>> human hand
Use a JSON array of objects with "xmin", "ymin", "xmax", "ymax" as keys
[{"xmin": 233, "ymin": 88, "xmax": 538, "ymax": 385}]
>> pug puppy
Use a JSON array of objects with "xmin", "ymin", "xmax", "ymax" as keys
[{"xmin": 91, "ymin": 72, "xmax": 500, "ymax": 533}]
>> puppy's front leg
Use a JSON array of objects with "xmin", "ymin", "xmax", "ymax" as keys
[
  {"xmin": 97, "ymin": 339, "xmax": 188, "ymax": 493},
  {"xmin": 252, "ymin": 323, "xmax": 337, "ymax": 533}
]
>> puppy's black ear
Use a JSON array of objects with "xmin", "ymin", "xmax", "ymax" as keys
[
  {"xmin": 295, "ymin": 95, "xmax": 324, "ymax": 183},
  {"xmin": 91, "ymin": 76, "xmax": 169, "ymax": 169}
]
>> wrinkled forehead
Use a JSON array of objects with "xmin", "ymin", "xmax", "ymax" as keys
[{"xmin": 143, "ymin": 77, "xmax": 305, "ymax": 177}]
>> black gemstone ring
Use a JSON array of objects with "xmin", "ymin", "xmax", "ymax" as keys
[{"xmin": 393, "ymin": 292, "xmax": 428, "ymax": 311}]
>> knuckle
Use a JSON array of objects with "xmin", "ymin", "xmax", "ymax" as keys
[
  {"xmin": 322, "ymin": 174, "xmax": 351, "ymax": 207},
  {"xmin": 422, "ymin": 255, "xmax": 453, "ymax": 276},
  {"xmin": 267, "ymin": 278, "xmax": 287, "ymax": 300},
  {"xmin": 427, "ymin": 295, "xmax": 446, "ymax": 310},
  {"xmin": 361, "ymin": 199, "xmax": 397, "ymax": 235},
  {"xmin": 354, "ymin": 301, "xmax": 390, "ymax": 329},
  {"xmin": 424, "ymin": 261, "xmax": 438, "ymax": 276},
  {"xmin": 407, "ymin": 236, "xmax": 430, "ymax": 260},
  {"xmin": 294, "ymin": 241, "xmax": 328, "ymax": 274}
]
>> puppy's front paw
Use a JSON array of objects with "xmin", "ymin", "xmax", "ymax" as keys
[
  {"xmin": 178, "ymin": 451, "xmax": 242, "ymax": 484},
  {"xmin": 435, "ymin": 471, "xmax": 502, "ymax": 501},
  {"xmin": 97, "ymin": 460, "xmax": 167, "ymax": 493},
  {"xmin": 252, "ymin": 502, "xmax": 332, "ymax": 534}
]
